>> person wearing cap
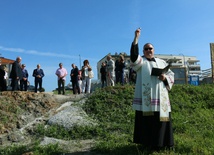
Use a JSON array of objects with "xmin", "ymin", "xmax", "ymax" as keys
[
  {"xmin": 20, "ymin": 64, "xmax": 29, "ymax": 91},
  {"xmin": 55, "ymin": 63, "xmax": 67, "ymax": 95},
  {"xmin": 9, "ymin": 56, "xmax": 23, "ymax": 91},
  {"xmin": 33, "ymin": 64, "xmax": 45, "ymax": 93}
]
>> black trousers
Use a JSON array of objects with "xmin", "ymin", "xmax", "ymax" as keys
[
  {"xmin": 35, "ymin": 78, "xmax": 42, "ymax": 92},
  {"xmin": 101, "ymin": 77, "xmax": 106, "ymax": 88},
  {"xmin": 20, "ymin": 79, "xmax": 28, "ymax": 91},
  {"xmin": 72, "ymin": 79, "xmax": 80, "ymax": 94},
  {"xmin": 58, "ymin": 79, "xmax": 65, "ymax": 94},
  {"xmin": 11, "ymin": 78, "xmax": 19, "ymax": 91},
  {"xmin": 0, "ymin": 78, "xmax": 7, "ymax": 91}
]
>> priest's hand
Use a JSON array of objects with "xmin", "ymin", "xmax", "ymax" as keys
[
  {"xmin": 135, "ymin": 28, "xmax": 141, "ymax": 38},
  {"xmin": 133, "ymin": 28, "xmax": 141, "ymax": 45},
  {"xmin": 158, "ymin": 74, "xmax": 166, "ymax": 81}
]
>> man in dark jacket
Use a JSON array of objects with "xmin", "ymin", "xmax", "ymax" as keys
[
  {"xmin": 20, "ymin": 64, "xmax": 29, "ymax": 91},
  {"xmin": 32, "ymin": 64, "xmax": 45, "ymax": 93},
  {"xmin": 70, "ymin": 63, "xmax": 80, "ymax": 94},
  {"xmin": 100, "ymin": 62, "xmax": 107, "ymax": 88},
  {"xmin": 9, "ymin": 56, "xmax": 22, "ymax": 91},
  {"xmin": 115, "ymin": 55, "xmax": 126, "ymax": 85}
]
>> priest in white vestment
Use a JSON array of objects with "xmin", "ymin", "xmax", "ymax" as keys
[{"xmin": 130, "ymin": 28, "xmax": 174, "ymax": 150}]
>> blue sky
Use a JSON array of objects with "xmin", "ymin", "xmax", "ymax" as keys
[{"xmin": 0, "ymin": 0, "xmax": 213, "ymax": 92}]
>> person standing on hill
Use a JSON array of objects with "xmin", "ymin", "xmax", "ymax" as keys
[
  {"xmin": 70, "ymin": 63, "xmax": 80, "ymax": 94},
  {"xmin": 78, "ymin": 70, "xmax": 82, "ymax": 93},
  {"xmin": 56, "ymin": 63, "xmax": 67, "ymax": 95},
  {"xmin": 81, "ymin": 59, "xmax": 92, "ymax": 94},
  {"xmin": 0, "ymin": 64, "xmax": 5, "ymax": 91},
  {"xmin": 9, "ymin": 56, "xmax": 23, "ymax": 91},
  {"xmin": 33, "ymin": 64, "xmax": 45, "ymax": 92},
  {"xmin": 20, "ymin": 64, "xmax": 29, "ymax": 91},
  {"xmin": 0, "ymin": 65, "xmax": 8, "ymax": 91},
  {"xmin": 115, "ymin": 55, "xmax": 126, "ymax": 85},
  {"xmin": 100, "ymin": 62, "xmax": 107, "ymax": 88},
  {"xmin": 130, "ymin": 28, "xmax": 175, "ymax": 150},
  {"xmin": 106, "ymin": 55, "xmax": 115, "ymax": 86},
  {"xmin": 3, "ymin": 66, "xmax": 8, "ymax": 88}
]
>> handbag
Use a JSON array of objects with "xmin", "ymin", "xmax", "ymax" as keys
[{"xmin": 88, "ymin": 70, "xmax": 94, "ymax": 79}]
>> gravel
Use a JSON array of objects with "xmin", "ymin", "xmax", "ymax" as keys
[{"xmin": 48, "ymin": 100, "xmax": 97, "ymax": 129}]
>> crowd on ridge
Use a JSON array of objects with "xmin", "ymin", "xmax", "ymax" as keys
[
  {"xmin": 0, "ymin": 55, "xmax": 137, "ymax": 94},
  {"xmin": 0, "ymin": 57, "xmax": 92, "ymax": 94}
]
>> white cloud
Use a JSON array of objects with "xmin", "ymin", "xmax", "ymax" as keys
[
  {"xmin": 0, "ymin": 45, "xmax": 100, "ymax": 62},
  {"xmin": 0, "ymin": 45, "xmax": 79, "ymax": 59},
  {"xmin": 0, "ymin": 46, "xmax": 25, "ymax": 53}
]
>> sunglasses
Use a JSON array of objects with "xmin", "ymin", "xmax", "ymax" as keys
[{"xmin": 144, "ymin": 48, "xmax": 153, "ymax": 51}]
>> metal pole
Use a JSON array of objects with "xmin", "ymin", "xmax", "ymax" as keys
[
  {"xmin": 179, "ymin": 53, "xmax": 185, "ymax": 67},
  {"xmin": 79, "ymin": 54, "xmax": 81, "ymax": 69}
]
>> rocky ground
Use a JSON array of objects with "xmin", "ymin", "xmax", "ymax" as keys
[{"xmin": 0, "ymin": 91, "xmax": 96, "ymax": 154}]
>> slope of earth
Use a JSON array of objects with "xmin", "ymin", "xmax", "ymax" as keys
[{"xmin": 0, "ymin": 91, "xmax": 88, "ymax": 148}]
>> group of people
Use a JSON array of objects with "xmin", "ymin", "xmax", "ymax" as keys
[
  {"xmin": 100, "ymin": 55, "xmax": 116, "ymax": 88},
  {"xmin": 100, "ymin": 54, "xmax": 136, "ymax": 88},
  {"xmin": 0, "ymin": 56, "xmax": 94, "ymax": 95},
  {"xmin": 1, "ymin": 56, "xmax": 45, "ymax": 92},
  {"xmin": 55, "ymin": 59, "xmax": 94, "ymax": 95},
  {"xmin": 70, "ymin": 59, "xmax": 93, "ymax": 95}
]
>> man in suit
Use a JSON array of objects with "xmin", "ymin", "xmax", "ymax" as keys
[
  {"xmin": 32, "ymin": 64, "xmax": 45, "ymax": 93},
  {"xmin": 9, "ymin": 56, "xmax": 22, "ymax": 91}
]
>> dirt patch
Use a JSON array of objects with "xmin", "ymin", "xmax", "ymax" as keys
[
  {"xmin": 0, "ymin": 91, "xmax": 84, "ymax": 146},
  {"xmin": 0, "ymin": 91, "xmax": 97, "ymax": 154},
  {"xmin": 0, "ymin": 91, "xmax": 58, "ymax": 133}
]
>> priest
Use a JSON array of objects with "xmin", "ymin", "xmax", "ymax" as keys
[{"xmin": 130, "ymin": 28, "xmax": 174, "ymax": 150}]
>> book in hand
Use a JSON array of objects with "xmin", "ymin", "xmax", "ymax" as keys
[{"xmin": 151, "ymin": 63, "xmax": 172, "ymax": 76}]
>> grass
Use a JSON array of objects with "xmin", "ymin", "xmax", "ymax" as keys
[
  {"xmin": 0, "ymin": 84, "xmax": 214, "ymax": 154},
  {"xmin": 0, "ymin": 143, "xmax": 63, "ymax": 155}
]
